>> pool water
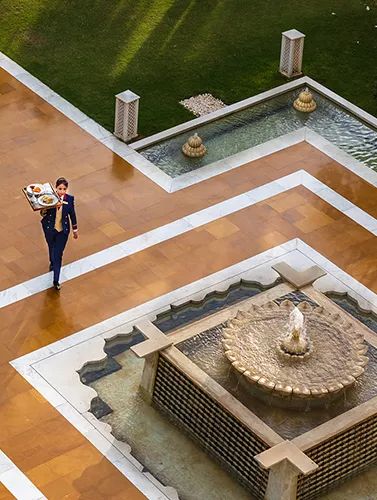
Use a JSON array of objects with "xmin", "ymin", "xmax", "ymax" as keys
[{"xmin": 140, "ymin": 89, "xmax": 377, "ymax": 177}]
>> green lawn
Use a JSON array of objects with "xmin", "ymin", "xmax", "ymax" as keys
[{"xmin": 1, "ymin": 0, "xmax": 376, "ymax": 137}]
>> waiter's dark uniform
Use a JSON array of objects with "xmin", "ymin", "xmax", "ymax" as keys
[{"xmin": 41, "ymin": 194, "xmax": 77, "ymax": 284}]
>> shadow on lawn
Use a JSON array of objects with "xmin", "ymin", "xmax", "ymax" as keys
[
  {"xmin": 8, "ymin": 0, "xmax": 377, "ymax": 136},
  {"xmin": 9, "ymin": 0, "xmax": 286, "ymax": 135}
]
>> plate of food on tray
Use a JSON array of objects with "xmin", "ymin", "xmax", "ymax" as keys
[
  {"xmin": 38, "ymin": 193, "xmax": 59, "ymax": 207},
  {"xmin": 26, "ymin": 183, "xmax": 45, "ymax": 196}
]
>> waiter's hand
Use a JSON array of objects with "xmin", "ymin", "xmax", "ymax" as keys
[{"xmin": 73, "ymin": 230, "xmax": 79, "ymax": 240}]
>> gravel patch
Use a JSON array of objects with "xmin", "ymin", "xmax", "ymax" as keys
[{"xmin": 180, "ymin": 93, "xmax": 226, "ymax": 116}]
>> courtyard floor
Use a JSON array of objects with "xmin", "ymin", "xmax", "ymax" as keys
[{"xmin": 0, "ymin": 63, "xmax": 376, "ymax": 499}]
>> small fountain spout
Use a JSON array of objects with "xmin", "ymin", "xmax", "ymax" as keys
[
  {"xmin": 280, "ymin": 306, "xmax": 311, "ymax": 357},
  {"xmin": 293, "ymin": 88, "xmax": 317, "ymax": 113},
  {"xmin": 290, "ymin": 307, "xmax": 304, "ymax": 338},
  {"xmin": 182, "ymin": 133, "xmax": 207, "ymax": 158}
]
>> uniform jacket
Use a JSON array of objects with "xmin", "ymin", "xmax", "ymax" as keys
[{"xmin": 41, "ymin": 193, "xmax": 78, "ymax": 235}]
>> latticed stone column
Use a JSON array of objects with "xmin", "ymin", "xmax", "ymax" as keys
[
  {"xmin": 114, "ymin": 90, "xmax": 140, "ymax": 142},
  {"xmin": 255, "ymin": 441, "xmax": 318, "ymax": 500},
  {"xmin": 131, "ymin": 321, "xmax": 173, "ymax": 403},
  {"xmin": 279, "ymin": 29, "xmax": 305, "ymax": 78}
]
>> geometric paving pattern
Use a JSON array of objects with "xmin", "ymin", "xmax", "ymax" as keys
[{"xmin": 0, "ymin": 65, "xmax": 376, "ymax": 498}]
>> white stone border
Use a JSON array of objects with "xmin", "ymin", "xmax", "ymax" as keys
[
  {"xmin": 1, "ymin": 51, "xmax": 377, "ymax": 193},
  {"xmin": 9, "ymin": 241, "xmax": 377, "ymax": 500},
  {"xmin": 131, "ymin": 75, "xmax": 377, "ymax": 149},
  {"xmin": 131, "ymin": 78, "xmax": 307, "ymax": 150},
  {"xmin": 0, "ymin": 451, "xmax": 46, "ymax": 500},
  {"xmin": 143, "ymin": 127, "xmax": 377, "ymax": 193},
  {"xmin": 305, "ymin": 129, "xmax": 377, "ymax": 188},
  {"xmin": 1, "ymin": 170, "xmax": 376, "ymax": 310}
]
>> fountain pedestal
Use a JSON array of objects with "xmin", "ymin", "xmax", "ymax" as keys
[{"xmin": 222, "ymin": 299, "xmax": 368, "ymax": 409}]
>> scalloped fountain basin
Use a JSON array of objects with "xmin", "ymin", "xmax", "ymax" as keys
[{"xmin": 222, "ymin": 300, "xmax": 369, "ymax": 409}]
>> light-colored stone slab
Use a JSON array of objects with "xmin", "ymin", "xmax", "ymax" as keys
[
  {"xmin": 0, "ymin": 450, "xmax": 47, "ymax": 500},
  {"xmin": 131, "ymin": 321, "xmax": 173, "ymax": 357},
  {"xmin": 272, "ymin": 262, "xmax": 326, "ymax": 288},
  {"xmin": 282, "ymin": 29, "xmax": 306, "ymax": 40},
  {"xmin": 255, "ymin": 440, "xmax": 318, "ymax": 474},
  {"xmin": 131, "ymin": 337, "xmax": 173, "ymax": 358}
]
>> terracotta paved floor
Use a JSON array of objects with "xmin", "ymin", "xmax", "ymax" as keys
[
  {"xmin": 0, "ymin": 484, "xmax": 13, "ymax": 499},
  {"xmin": 1, "ymin": 187, "xmax": 376, "ymax": 498},
  {"xmin": 1, "ymin": 68, "xmax": 377, "ymax": 499},
  {"xmin": 1, "ymin": 68, "xmax": 377, "ymax": 291}
]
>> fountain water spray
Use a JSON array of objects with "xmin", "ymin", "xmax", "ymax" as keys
[{"xmin": 280, "ymin": 306, "xmax": 311, "ymax": 358}]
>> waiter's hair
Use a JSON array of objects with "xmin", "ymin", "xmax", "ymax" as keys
[{"xmin": 55, "ymin": 177, "xmax": 69, "ymax": 188}]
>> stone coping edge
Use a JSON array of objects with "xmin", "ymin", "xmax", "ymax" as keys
[
  {"xmin": 255, "ymin": 441, "xmax": 318, "ymax": 475},
  {"xmin": 131, "ymin": 76, "xmax": 377, "ymax": 150},
  {"xmin": 292, "ymin": 396, "xmax": 377, "ymax": 452}
]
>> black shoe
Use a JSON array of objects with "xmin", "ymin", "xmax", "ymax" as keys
[
  {"xmin": 53, "ymin": 282, "xmax": 61, "ymax": 291},
  {"xmin": 49, "ymin": 263, "xmax": 53, "ymax": 272}
]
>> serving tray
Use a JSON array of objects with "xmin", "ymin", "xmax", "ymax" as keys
[{"xmin": 22, "ymin": 182, "xmax": 59, "ymax": 211}]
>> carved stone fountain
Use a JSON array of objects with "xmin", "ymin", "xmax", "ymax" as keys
[
  {"xmin": 222, "ymin": 299, "xmax": 368, "ymax": 408},
  {"xmin": 293, "ymin": 88, "xmax": 317, "ymax": 113},
  {"xmin": 182, "ymin": 133, "xmax": 207, "ymax": 158}
]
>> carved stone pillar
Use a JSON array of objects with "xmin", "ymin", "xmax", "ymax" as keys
[
  {"xmin": 265, "ymin": 459, "xmax": 301, "ymax": 500},
  {"xmin": 255, "ymin": 440, "xmax": 318, "ymax": 500},
  {"xmin": 131, "ymin": 321, "xmax": 173, "ymax": 403},
  {"xmin": 114, "ymin": 89, "xmax": 140, "ymax": 142},
  {"xmin": 279, "ymin": 29, "xmax": 305, "ymax": 78}
]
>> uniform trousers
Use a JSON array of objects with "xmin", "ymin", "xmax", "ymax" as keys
[{"xmin": 44, "ymin": 229, "xmax": 68, "ymax": 284}]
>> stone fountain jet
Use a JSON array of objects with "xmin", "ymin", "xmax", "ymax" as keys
[
  {"xmin": 280, "ymin": 306, "xmax": 311, "ymax": 358},
  {"xmin": 222, "ymin": 299, "xmax": 369, "ymax": 408}
]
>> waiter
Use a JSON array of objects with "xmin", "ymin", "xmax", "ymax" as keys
[{"xmin": 41, "ymin": 177, "xmax": 78, "ymax": 290}]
